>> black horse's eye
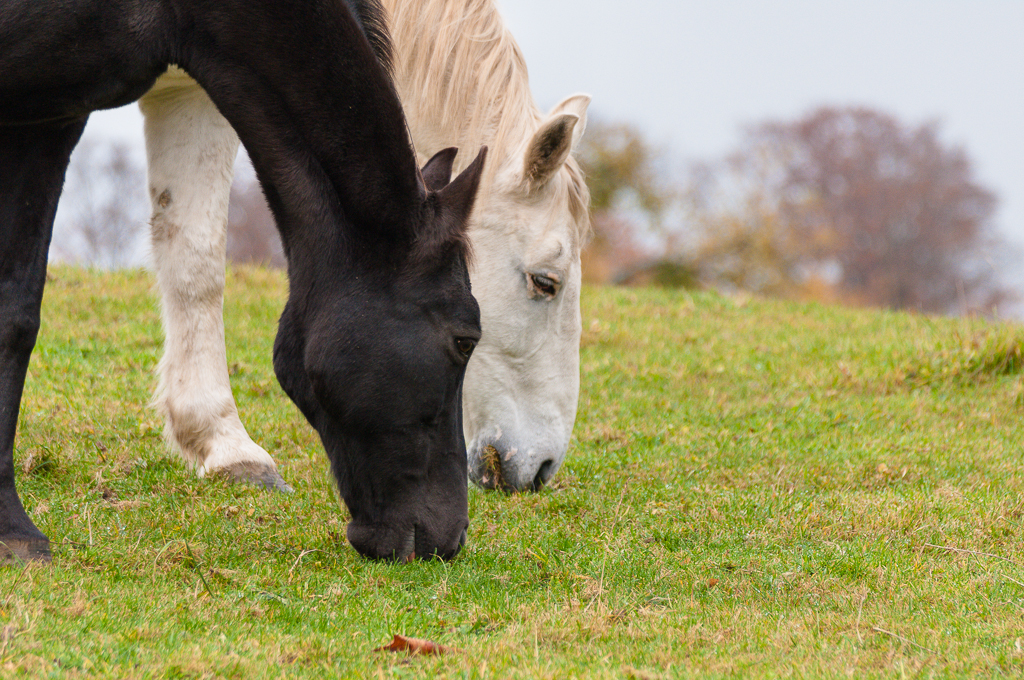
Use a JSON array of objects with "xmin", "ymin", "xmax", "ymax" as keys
[{"xmin": 456, "ymin": 338, "xmax": 476, "ymax": 357}]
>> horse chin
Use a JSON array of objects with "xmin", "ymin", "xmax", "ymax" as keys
[
  {"xmin": 346, "ymin": 519, "xmax": 467, "ymax": 562},
  {"xmin": 334, "ymin": 438, "xmax": 469, "ymax": 562},
  {"xmin": 346, "ymin": 521, "xmax": 414, "ymax": 562}
]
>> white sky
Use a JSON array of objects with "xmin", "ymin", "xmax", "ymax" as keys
[
  {"xmin": 82, "ymin": 0, "xmax": 1024, "ymax": 289},
  {"xmin": 496, "ymin": 0, "xmax": 1024, "ymax": 258}
]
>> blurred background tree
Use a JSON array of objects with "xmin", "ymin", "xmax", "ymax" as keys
[
  {"xmin": 52, "ymin": 140, "xmax": 148, "ymax": 268},
  {"xmin": 576, "ymin": 121, "xmax": 685, "ymax": 284},
  {"xmin": 226, "ymin": 175, "xmax": 285, "ymax": 267},
  {"xmin": 576, "ymin": 106, "xmax": 1017, "ymax": 315},
  {"xmin": 695, "ymin": 106, "xmax": 1011, "ymax": 313},
  {"xmin": 50, "ymin": 105, "xmax": 1017, "ymax": 317}
]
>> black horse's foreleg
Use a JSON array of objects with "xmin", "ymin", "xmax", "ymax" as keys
[{"xmin": 0, "ymin": 118, "xmax": 87, "ymax": 562}]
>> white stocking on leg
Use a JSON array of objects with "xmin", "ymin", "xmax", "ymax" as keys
[{"xmin": 139, "ymin": 69, "xmax": 291, "ymax": 491}]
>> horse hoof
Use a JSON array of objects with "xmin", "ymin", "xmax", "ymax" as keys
[
  {"xmin": 217, "ymin": 462, "xmax": 294, "ymax": 493},
  {"xmin": 0, "ymin": 537, "xmax": 51, "ymax": 564}
]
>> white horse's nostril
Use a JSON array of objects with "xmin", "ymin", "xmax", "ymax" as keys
[{"xmin": 532, "ymin": 459, "xmax": 555, "ymax": 491}]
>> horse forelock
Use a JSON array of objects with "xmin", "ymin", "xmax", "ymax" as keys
[{"xmin": 409, "ymin": 220, "xmax": 474, "ymax": 273}]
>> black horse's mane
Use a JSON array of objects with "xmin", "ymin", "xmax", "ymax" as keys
[{"xmin": 343, "ymin": 0, "xmax": 393, "ymax": 75}]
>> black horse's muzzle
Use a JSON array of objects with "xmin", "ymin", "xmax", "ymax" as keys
[{"xmin": 347, "ymin": 518, "xmax": 468, "ymax": 562}]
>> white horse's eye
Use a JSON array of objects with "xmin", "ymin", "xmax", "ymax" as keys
[{"xmin": 528, "ymin": 273, "xmax": 560, "ymax": 300}]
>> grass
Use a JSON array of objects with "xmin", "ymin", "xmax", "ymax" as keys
[{"xmin": 2, "ymin": 265, "xmax": 1022, "ymax": 678}]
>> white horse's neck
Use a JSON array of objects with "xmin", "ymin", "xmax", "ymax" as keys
[{"xmin": 383, "ymin": 0, "xmax": 541, "ymax": 175}]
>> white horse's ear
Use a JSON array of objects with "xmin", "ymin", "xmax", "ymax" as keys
[
  {"xmin": 522, "ymin": 93, "xmax": 591, "ymax": 187},
  {"xmin": 548, "ymin": 93, "xmax": 591, "ymax": 152},
  {"xmin": 523, "ymin": 113, "xmax": 579, "ymax": 187}
]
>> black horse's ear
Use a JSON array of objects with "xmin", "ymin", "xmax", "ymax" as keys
[
  {"xmin": 414, "ymin": 147, "xmax": 487, "ymax": 260},
  {"xmin": 421, "ymin": 147, "xmax": 459, "ymax": 191},
  {"xmin": 435, "ymin": 146, "xmax": 487, "ymax": 231}
]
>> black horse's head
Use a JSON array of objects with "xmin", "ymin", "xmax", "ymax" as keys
[{"xmin": 273, "ymin": 147, "xmax": 486, "ymax": 562}]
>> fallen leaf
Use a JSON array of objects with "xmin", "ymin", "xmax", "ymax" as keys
[
  {"xmin": 374, "ymin": 634, "xmax": 455, "ymax": 656},
  {"xmin": 209, "ymin": 568, "xmax": 238, "ymax": 582}
]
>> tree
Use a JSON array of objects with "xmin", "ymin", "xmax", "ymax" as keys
[
  {"xmin": 51, "ymin": 140, "xmax": 148, "ymax": 268},
  {"xmin": 576, "ymin": 121, "xmax": 680, "ymax": 283},
  {"xmin": 688, "ymin": 106, "xmax": 1013, "ymax": 314},
  {"xmin": 681, "ymin": 157, "xmax": 814, "ymax": 299},
  {"xmin": 227, "ymin": 176, "xmax": 285, "ymax": 267}
]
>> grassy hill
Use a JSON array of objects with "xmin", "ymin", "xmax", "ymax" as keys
[{"xmin": 3, "ymin": 266, "xmax": 1022, "ymax": 677}]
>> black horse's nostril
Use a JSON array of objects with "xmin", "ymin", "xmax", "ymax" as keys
[
  {"xmin": 445, "ymin": 527, "xmax": 467, "ymax": 560},
  {"xmin": 397, "ymin": 526, "xmax": 416, "ymax": 562},
  {"xmin": 532, "ymin": 459, "xmax": 555, "ymax": 491}
]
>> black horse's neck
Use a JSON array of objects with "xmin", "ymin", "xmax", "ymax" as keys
[
  {"xmin": 0, "ymin": 0, "xmax": 484, "ymax": 564},
  {"xmin": 177, "ymin": 0, "xmax": 421, "ymax": 269}
]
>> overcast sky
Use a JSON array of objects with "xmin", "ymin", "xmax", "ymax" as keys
[
  {"xmin": 496, "ymin": 0, "xmax": 1024, "ymax": 254},
  {"xmin": 82, "ymin": 0, "xmax": 1024, "ymax": 286}
]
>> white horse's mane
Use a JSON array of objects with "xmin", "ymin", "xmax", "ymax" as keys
[{"xmin": 385, "ymin": 0, "xmax": 590, "ymax": 238}]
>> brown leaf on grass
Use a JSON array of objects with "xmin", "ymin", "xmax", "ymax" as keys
[
  {"xmin": 209, "ymin": 568, "xmax": 238, "ymax": 582},
  {"xmin": 107, "ymin": 500, "xmax": 146, "ymax": 511},
  {"xmin": 65, "ymin": 593, "xmax": 88, "ymax": 617},
  {"xmin": 374, "ymin": 634, "xmax": 456, "ymax": 655}
]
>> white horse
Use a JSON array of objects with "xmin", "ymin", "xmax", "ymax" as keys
[{"xmin": 142, "ymin": 0, "xmax": 591, "ymax": 492}]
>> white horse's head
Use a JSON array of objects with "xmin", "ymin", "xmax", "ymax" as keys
[{"xmin": 463, "ymin": 93, "xmax": 591, "ymax": 491}]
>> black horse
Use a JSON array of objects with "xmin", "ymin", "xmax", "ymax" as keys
[{"xmin": 0, "ymin": 0, "xmax": 486, "ymax": 562}]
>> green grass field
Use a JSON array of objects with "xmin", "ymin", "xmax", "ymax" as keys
[{"xmin": 2, "ymin": 266, "xmax": 1022, "ymax": 678}]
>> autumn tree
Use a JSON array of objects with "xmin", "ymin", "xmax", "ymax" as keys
[
  {"xmin": 227, "ymin": 174, "xmax": 285, "ymax": 267},
  {"xmin": 51, "ymin": 139, "xmax": 148, "ymax": 267},
  {"xmin": 682, "ymin": 158, "xmax": 813, "ymax": 299},
  {"xmin": 688, "ymin": 106, "xmax": 1013, "ymax": 313},
  {"xmin": 576, "ymin": 121, "xmax": 680, "ymax": 283}
]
